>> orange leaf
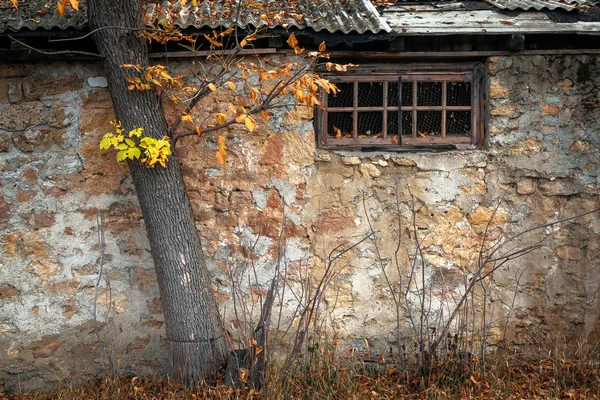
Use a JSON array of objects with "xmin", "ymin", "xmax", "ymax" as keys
[
  {"xmin": 286, "ymin": 33, "xmax": 298, "ymax": 49},
  {"xmin": 69, "ymin": 0, "xmax": 79, "ymax": 10},
  {"xmin": 392, "ymin": 135, "xmax": 398, "ymax": 144},
  {"xmin": 236, "ymin": 113, "xmax": 247, "ymax": 123},
  {"xmin": 195, "ymin": 126, "xmax": 201, "ymax": 135},
  {"xmin": 216, "ymin": 150, "xmax": 226, "ymax": 165},
  {"xmin": 9, "ymin": 0, "xmax": 18, "ymax": 10},
  {"xmin": 260, "ymin": 109, "xmax": 270, "ymax": 121},
  {"xmin": 227, "ymin": 81, "xmax": 236, "ymax": 91},
  {"xmin": 318, "ymin": 41, "xmax": 326, "ymax": 52},
  {"xmin": 57, "ymin": 1, "xmax": 65, "ymax": 16}
]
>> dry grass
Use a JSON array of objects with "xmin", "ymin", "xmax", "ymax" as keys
[{"xmin": 2, "ymin": 356, "xmax": 599, "ymax": 400}]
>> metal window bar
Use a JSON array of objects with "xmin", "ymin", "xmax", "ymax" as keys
[{"xmin": 320, "ymin": 71, "xmax": 479, "ymax": 147}]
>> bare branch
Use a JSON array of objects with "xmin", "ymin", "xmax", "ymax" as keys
[{"xmin": 8, "ymin": 35, "xmax": 102, "ymax": 58}]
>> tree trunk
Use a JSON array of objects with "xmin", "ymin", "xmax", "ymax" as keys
[{"xmin": 88, "ymin": 0, "xmax": 226, "ymax": 383}]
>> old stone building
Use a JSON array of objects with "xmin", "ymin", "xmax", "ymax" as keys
[{"xmin": 1, "ymin": 0, "xmax": 599, "ymax": 392}]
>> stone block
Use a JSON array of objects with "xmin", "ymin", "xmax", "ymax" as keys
[
  {"xmin": 0, "ymin": 132, "xmax": 9, "ymax": 152},
  {"xmin": 487, "ymin": 56, "xmax": 513, "ymax": 75},
  {"xmin": 508, "ymin": 137, "xmax": 543, "ymax": 155},
  {"xmin": 23, "ymin": 210, "xmax": 56, "ymax": 230},
  {"xmin": 30, "ymin": 336, "xmax": 61, "ymax": 359},
  {"xmin": 0, "ymin": 284, "xmax": 20, "ymax": 301},
  {"xmin": 0, "ymin": 102, "xmax": 46, "ymax": 131},
  {"xmin": 8, "ymin": 79, "xmax": 22, "ymax": 103},
  {"xmin": 0, "ymin": 79, "xmax": 8, "ymax": 103},
  {"xmin": 490, "ymin": 104, "xmax": 518, "ymax": 118},
  {"xmin": 570, "ymin": 140, "xmax": 591, "ymax": 153},
  {"xmin": 12, "ymin": 128, "xmax": 67, "ymax": 153},
  {"xmin": 489, "ymin": 81, "xmax": 510, "ymax": 99},
  {"xmin": 516, "ymin": 179, "xmax": 535, "ymax": 195},
  {"xmin": 467, "ymin": 205, "xmax": 508, "ymax": 225},
  {"xmin": 541, "ymin": 102, "xmax": 559, "ymax": 116},
  {"xmin": 49, "ymin": 101, "xmax": 73, "ymax": 128},
  {"xmin": 391, "ymin": 157, "xmax": 416, "ymax": 167},
  {"xmin": 538, "ymin": 179, "xmax": 579, "ymax": 196},
  {"xmin": 283, "ymin": 131, "xmax": 314, "ymax": 166},
  {"xmin": 80, "ymin": 88, "xmax": 113, "ymax": 109},
  {"xmin": 359, "ymin": 163, "xmax": 381, "ymax": 178},
  {"xmin": 314, "ymin": 209, "xmax": 357, "ymax": 232},
  {"xmin": 23, "ymin": 75, "xmax": 83, "ymax": 100},
  {"xmin": 342, "ymin": 156, "xmax": 361, "ymax": 166},
  {"xmin": 284, "ymin": 105, "xmax": 313, "ymax": 125},
  {"xmin": 0, "ymin": 63, "xmax": 33, "ymax": 78},
  {"xmin": 259, "ymin": 134, "xmax": 283, "ymax": 165},
  {"xmin": 555, "ymin": 246, "xmax": 583, "ymax": 260}
]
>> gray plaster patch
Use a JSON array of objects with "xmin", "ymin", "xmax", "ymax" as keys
[
  {"xmin": 268, "ymin": 177, "xmax": 296, "ymax": 206},
  {"xmin": 251, "ymin": 188, "xmax": 268, "ymax": 210},
  {"xmin": 87, "ymin": 76, "xmax": 108, "ymax": 88}
]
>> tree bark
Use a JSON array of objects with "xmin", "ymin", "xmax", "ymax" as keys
[{"xmin": 88, "ymin": 0, "xmax": 226, "ymax": 383}]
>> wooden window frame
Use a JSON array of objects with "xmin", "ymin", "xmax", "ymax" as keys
[{"xmin": 316, "ymin": 63, "xmax": 485, "ymax": 149}]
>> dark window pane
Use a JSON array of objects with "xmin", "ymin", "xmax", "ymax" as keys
[
  {"xmin": 358, "ymin": 82, "xmax": 383, "ymax": 107},
  {"xmin": 328, "ymin": 82, "xmax": 353, "ymax": 108},
  {"xmin": 327, "ymin": 112, "xmax": 354, "ymax": 138},
  {"xmin": 446, "ymin": 111, "xmax": 471, "ymax": 136},
  {"xmin": 402, "ymin": 82, "xmax": 413, "ymax": 106},
  {"xmin": 388, "ymin": 82, "xmax": 399, "ymax": 107},
  {"xmin": 387, "ymin": 111, "xmax": 399, "ymax": 135},
  {"xmin": 417, "ymin": 111, "xmax": 442, "ymax": 137},
  {"xmin": 447, "ymin": 81, "xmax": 471, "ymax": 106},
  {"xmin": 402, "ymin": 110, "xmax": 413, "ymax": 136},
  {"xmin": 357, "ymin": 112, "xmax": 383, "ymax": 137},
  {"xmin": 417, "ymin": 81, "xmax": 442, "ymax": 106}
]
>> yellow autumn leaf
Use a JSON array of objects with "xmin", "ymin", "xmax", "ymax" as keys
[
  {"xmin": 69, "ymin": 0, "xmax": 79, "ymax": 10},
  {"xmin": 181, "ymin": 112, "xmax": 194, "ymax": 123},
  {"xmin": 57, "ymin": 1, "xmax": 64, "ymax": 16},
  {"xmin": 244, "ymin": 115, "xmax": 255, "ymax": 132},
  {"xmin": 195, "ymin": 126, "xmax": 201, "ymax": 135},
  {"xmin": 227, "ymin": 81, "xmax": 236, "ymax": 91},
  {"xmin": 215, "ymin": 113, "xmax": 226, "ymax": 125},
  {"xmin": 9, "ymin": 0, "xmax": 18, "ymax": 10},
  {"xmin": 286, "ymin": 33, "xmax": 298, "ymax": 49},
  {"xmin": 208, "ymin": 83, "xmax": 217, "ymax": 91},
  {"xmin": 236, "ymin": 113, "xmax": 247, "ymax": 123}
]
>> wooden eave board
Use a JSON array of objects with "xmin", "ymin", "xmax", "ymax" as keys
[{"xmin": 383, "ymin": 8, "xmax": 600, "ymax": 35}]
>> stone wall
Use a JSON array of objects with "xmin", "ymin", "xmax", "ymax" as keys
[{"xmin": 0, "ymin": 55, "xmax": 599, "ymax": 391}]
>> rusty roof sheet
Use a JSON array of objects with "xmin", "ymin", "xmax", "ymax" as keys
[
  {"xmin": 485, "ymin": 0, "xmax": 579, "ymax": 11},
  {"xmin": 144, "ymin": 0, "xmax": 391, "ymax": 34},
  {"xmin": 0, "ymin": 0, "xmax": 88, "ymax": 32},
  {"xmin": 0, "ymin": 0, "xmax": 391, "ymax": 34},
  {"xmin": 383, "ymin": 4, "xmax": 600, "ymax": 35}
]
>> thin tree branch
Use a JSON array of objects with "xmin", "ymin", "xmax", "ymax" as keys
[{"xmin": 8, "ymin": 35, "xmax": 102, "ymax": 58}]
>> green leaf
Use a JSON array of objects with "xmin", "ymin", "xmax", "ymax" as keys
[
  {"xmin": 129, "ymin": 147, "xmax": 141, "ymax": 160},
  {"xmin": 116, "ymin": 150, "xmax": 128, "ymax": 162},
  {"xmin": 116, "ymin": 143, "xmax": 129, "ymax": 150},
  {"xmin": 99, "ymin": 136, "xmax": 112, "ymax": 150}
]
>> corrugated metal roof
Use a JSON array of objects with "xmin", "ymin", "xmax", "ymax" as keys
[
  {"xmin": 0, "ymin": 0, "xmax": 87, "ymax": 32},
  {"xmin": 383, "ymin": 5, "xmax": 600, "ymax": 35},
  {"xmin": 485, "ymin": 0, "xmax": 577, "ymax": 11},
  {"xmin": 0, "ymin": 0, "xmax": 391, "ymax": 34}
]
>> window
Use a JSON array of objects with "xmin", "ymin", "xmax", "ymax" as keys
[{"xmin": 316, "ymin": 63, "xmax": 484, "ymax": 149}]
